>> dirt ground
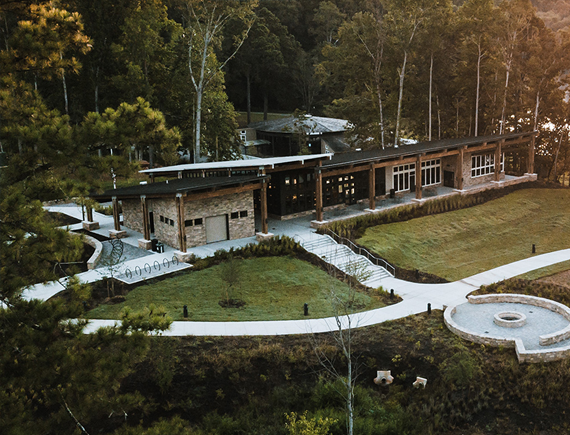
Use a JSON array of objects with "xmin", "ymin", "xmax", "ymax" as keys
[{"xmin": 537, "ymin": 270, "xmax": 570, "ymax": 288}]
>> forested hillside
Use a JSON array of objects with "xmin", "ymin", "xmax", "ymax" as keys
[
  {"xmin": 1, "ymin": 1, "xmax": 570, "ymax": 433},
  {"xmin": 532, "ymin": 0, "xmax": 570, "ymax": 31}
]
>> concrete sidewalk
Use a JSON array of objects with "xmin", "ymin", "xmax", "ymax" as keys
[
  {"xmin": 36, "ymin": 202, "xmax": 570, "ymax": 337},
  {"xmin": 82, "ymin": 249, "xmax": 570, "ymax": 336}
]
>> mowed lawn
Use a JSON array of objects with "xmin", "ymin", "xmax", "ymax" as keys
[
  {"xmin": 357, "ymin": 189, "xmax": 570, "ymax": 282},
  {"xmin": 86, "ymin": 256, "xmax": 386, "ymax": 321}
]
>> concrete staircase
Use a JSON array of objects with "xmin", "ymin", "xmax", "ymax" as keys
[{"xmin": 299, "ymin": 234, "xmax": 392, "ymax": 286}]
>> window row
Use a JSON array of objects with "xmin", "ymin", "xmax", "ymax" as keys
[
  {"xmin": 159, "ymin": 215, "xmax": 174, "ymax": 226},
  {"xmin": 230, "ymin": 210, "xmax": 249, "ymax": 219},
  {"xmin": 471, "ymin": 153, "xmax": 504, "ymax": 177},
  {"xmin": 184, "ymin": 218, "xmax": 203, "ymax": 227}
]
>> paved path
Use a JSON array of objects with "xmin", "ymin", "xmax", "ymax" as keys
[{"xmin": 17, "ymin": 203, "xmax": 570, "ymax": 336}]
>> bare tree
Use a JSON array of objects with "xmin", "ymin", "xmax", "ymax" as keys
[
  {"xmin": 310, "ymin": 255, "xmax": 372, "ymax": 435},
  {"xmin": 184, "ymin": 0, "xmax": 257, "ymax": 162}
]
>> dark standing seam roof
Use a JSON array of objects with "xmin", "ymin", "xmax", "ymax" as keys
[
  {"xmin": 91, "ymin": 175, "xmax": 267, "ymax": 200},
  {"xmin": 323, "ymin": 132, "xmax": 534, "ymax": 168}
]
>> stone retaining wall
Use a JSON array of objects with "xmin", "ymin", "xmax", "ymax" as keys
[
  {"xmin": 70, "ymin": 232, "xmax": 103, "ymax": 270},
  {"xmin": 445, "ymin": 294, "xmax": 570, "ymax": 363}
]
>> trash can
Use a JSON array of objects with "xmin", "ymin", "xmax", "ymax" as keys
[
  {"xmin": 151, "ymin": 238, "xmax": 158, "ymax": 251},
  {"xmin": 156, "ymin": 242, "xmax": 164, "ymax": 253}
]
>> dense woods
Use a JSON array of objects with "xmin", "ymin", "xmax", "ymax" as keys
[{"xmin": 1, "ymin": 0, "xmax": 570, "ymax": 434}]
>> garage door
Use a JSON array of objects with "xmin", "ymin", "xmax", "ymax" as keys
[{"xmin": 205, "ymin": 215, "xmax": 228, "ymax": 243}]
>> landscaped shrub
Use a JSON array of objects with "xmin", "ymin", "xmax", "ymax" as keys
[{"xmin": 320, "ymin": 181, "xmax": 539, "ymax": 240}]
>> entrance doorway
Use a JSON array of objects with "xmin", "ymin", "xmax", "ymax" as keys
[{"xmin": 205, "ymin": 215, "xmax": 228, "ymax": 243}]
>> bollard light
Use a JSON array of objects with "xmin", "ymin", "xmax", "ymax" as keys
[
  {"xmin": 427, "ymin": 303, "xmax": 431, "ymax": 315},
  {"xmin": 390, "ymin": 289, "xmax": 394, "ymax": 300},
  {"xmin": 304, "ymin": 303, "xmax": 309, "ymax": 316},
  {"xmin": 532, "ymin": 244, "xmax": 536, "ymax": 254},
  {"xmin": 183, "ymin": 305, "xmax": 188, "ymax": 318}
]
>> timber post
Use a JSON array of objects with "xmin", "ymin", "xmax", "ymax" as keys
[
  {"xmin": 494, "ymin": 140, "xmax": 503, "ymax": 182},
  {"xmin": 315, "ymin": 166, "xmax": 323, "ymax": 221},
  {"xmin": 529, "ymin": 135, "xmax": 535, "ymax": 174},
  {"xmin": 369, "ymin": 163, "xmax": 376, "ymax": 210},
  {"xmin": 260, "ymin": 178, "xmax": 268, "ymax": 234},
  {"xmin": 456, "ymin": 146, "xmax": 465, "ymax": 190},
  {"xmin": 415, "ymin": 155, "xmax": 422, "ymax": 200},
  {"xmin": 141, "ymin": 195, "xmax": 150, "ymax": 241},
  {"xmin": 176, "ymin": 193, "xmax": 186, "ymax": 252},
  {"xmin": 112, "ymin": 196, "xmax": 121, "ymax": 231}
]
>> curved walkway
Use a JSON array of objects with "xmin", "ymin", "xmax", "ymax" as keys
[{"xmin": 81, "ymin": 249, "xmax": 570, "ymax": 336}]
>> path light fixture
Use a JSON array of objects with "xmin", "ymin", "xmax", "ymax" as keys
[
  {"xmin": 303, "ymin": 303, "xmax": 309, "ymax": 316},
  {"xmin": 183, "ymin": 305, "xmax": 188, "ymax": 318},
  {"xmin": 532, "ymin": 244, "xmax": 536, "ymax": 254},
  {"xmin": 427, "ymin": 303, "xmax": 431, "ymax": 315},
  {"xmin": 390, "ymin": 289, "xmax": 394, "ymax": 299}
]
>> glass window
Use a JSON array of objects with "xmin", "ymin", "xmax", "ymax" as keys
[
  {"xmin": 184, "ymin": 219, "xmax": 193, "ymax": 227},
  {"xmin": 194, "ymin": 218, "xmax": 203, "ymax": 225},
  {"xmin": 231, "ymin": 212, "xmax": 239, "ymax": 219},
  {"xmin": 240, "ymin": 210, "xmax": 248, "ymax": 218}
]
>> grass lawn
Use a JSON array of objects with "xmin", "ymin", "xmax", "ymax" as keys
[
  {"xmin": 357, "ymin": 188, "xmax": 570, "ymax": 282},
  {"xmin": 85, "ymin": 256, "xmax": 386, "ymax": 321}
]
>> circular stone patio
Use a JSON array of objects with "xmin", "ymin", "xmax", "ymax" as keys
[{"xmin": 444, "ymin": 294, "xmax": 570, "ymax": 363}]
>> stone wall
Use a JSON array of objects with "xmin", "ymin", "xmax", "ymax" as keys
[
  {"xmin": 462, "ymin": 151, "xmax": 505, "ymax": 188},
  {"xmin": 153, "ymin": 198, "xmax": 179, "ymax": 249},
  {"xmin": 445, "ymin": 294, "xmax": 570, "ymax": 363},
  {"xmin": 183, "ymin": 191, "xmax": 254, "ymax": 249},
  {"xmin": 122, "ymin": 199, "xmax": 144, "ymax": 234}
]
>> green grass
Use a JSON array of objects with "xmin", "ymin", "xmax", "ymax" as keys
[
  {"xmin": 86, "ymin": 256, "xmax": 386, "ymax": 321},
  {"xmin": 357, "ymin": 189, "xmax": 570, "ymax": 282}
]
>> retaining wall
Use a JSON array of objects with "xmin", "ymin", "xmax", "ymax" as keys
[{"xmin": 445, "ymin": 294, "xmax": 570, "ymax": 363}]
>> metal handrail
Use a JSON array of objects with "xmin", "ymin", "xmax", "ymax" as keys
[{"xmin": 321, "ymin": 228, "xmax": 395, "ymax": 277}]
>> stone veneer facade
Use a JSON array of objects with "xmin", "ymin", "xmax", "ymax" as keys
[
  {"xmin": 122, "ymin": 199, "xmax": 144, "ymax": 234},
  {"xmin": 461, "ymin": 151, "xmax": 505, "ymax": 188},
  {"xmin": 183, "ymin": 191, "xmax": 254, "ymax": 249}
]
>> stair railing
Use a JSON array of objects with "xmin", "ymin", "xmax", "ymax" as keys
[{"xmin": 320, "ymin": 228, "xmax": 395, "ymax": 277}]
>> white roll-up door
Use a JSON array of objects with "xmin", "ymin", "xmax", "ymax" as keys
[{"xmin": 205, "ymin": 215, "xmax": 228, "ymax": 243}]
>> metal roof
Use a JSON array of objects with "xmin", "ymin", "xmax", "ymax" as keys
[
  {"xmin": 92, "ymin": 174, "xmax": 267, "ymax": 200},
  {"xmin": 249, "ymin": 115, "xmax": 350, "ymax": 134},
  {"xmin": 140, "ymin": 153, "xmax": 333, "ymax": 175},
  {"xmin": 323, "ymin": 132, "xmax": 535, "ymax": 168}
]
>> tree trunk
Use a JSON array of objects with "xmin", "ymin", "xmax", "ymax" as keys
[
  {"xmin": 394, "ymin": 50, "xmax": 408, "ymax": 148},
  {"xmin": 533, "ymin": 89, "xmax": 540, "ymax": 132},
  {"xmin": 437, "ymin": 94, "xmax": 441, "ymax": 140},
  {"xmin": 95, "ymin": 66, "xmax": 99, "ymax": 113},
  {"xmin": 429, "ymin": 53, "xmax": 433, "ymax": 141},
  {"xmin": 553, "ymin": 131, "xmax": 563, "ymax": 182},
  {"xmin": 475, "ymin": 42, "xmax": 482, "ymax": 137},
  {"xmin": 194, "ymin": 86, "xmax": 203, "ymax": 163},
  {"xmin": 62, "ymin": 69, "xmax": 69, "ymax": 116},
  {"xmin": 500, "ymin": 59, "xmax": 512, "ymax": 135},
  {"xmin": 246, "ymin": 72, "xmax": 251, "ymax": 125},
  {"xmin": 149, "ymin": 145, "xmax": 154, "ymax": 169},
  {"xmin": 263, "ymin": 92, "xmax": 268, "ymax": 121}
]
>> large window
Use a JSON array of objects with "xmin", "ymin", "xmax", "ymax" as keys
[
  {"xmin": 393, "ymin": 164, "xmax": 416, "ymax": 192},
  {"xmin": 421, "ymin": 159, "xmax": 441, "ymax": 187},
  {"xmin": 471, "ymin": 153, "xmax": 504, "ymax": 177}
]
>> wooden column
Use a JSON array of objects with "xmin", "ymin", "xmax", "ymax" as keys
[
  {"xmin": 176, "ymin": 194, "xmax": 186, "ymax": 252},
  {"xmin": 456, "ymin": 147, "xmax": 465, "ymax": 190},
  {"xmin": 415, "ymin": 156, "xmax": 422, "ymax": 200},
  {"xmin": 315, "ymin": 167, "xmax": 323, "ymax": 222},
  {"xmin": 528, "ymin": 135, "xmax": 535, "ymax": 173},
  {"xmin": 368, "ymin": 164, "xmax": 376, "ymax": 210},
  {"xmin": 494, "ymin": 140, "xmax": 503, "ymax": 182},
  {"xmin": 112, "ymin": 196, "xmax": 121, "ymax": 231},
  {"xmin": 141, "ymin": 195, "xmax": 151, "ymax": 240},
  {"xmin": 86, "ymin": 206, "xmax": 93, "ymax": 222},
  {"xmin": 260, "ymin": 179, "xmax": 268, "ymax": 234},
  {"xmin": 150, "ymin": 174, "xmax": 155, "ymax": 183}
]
